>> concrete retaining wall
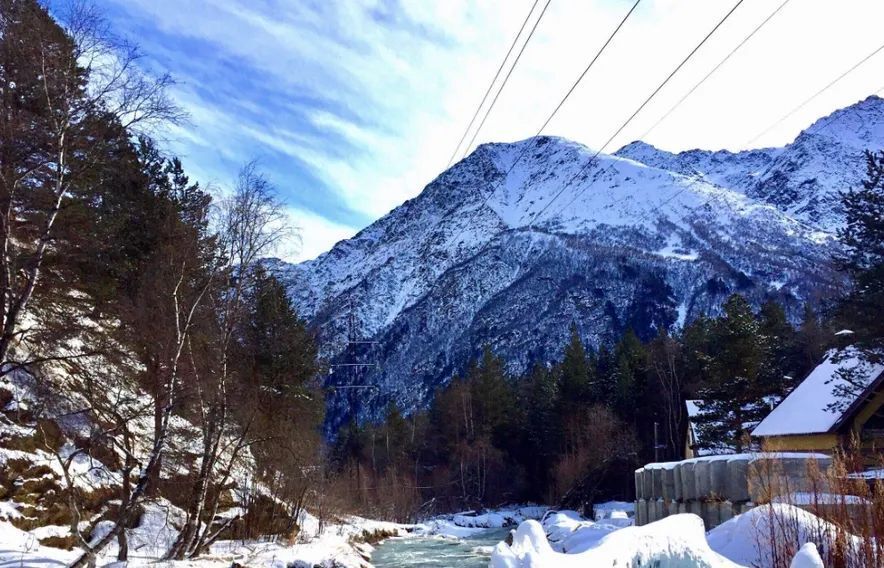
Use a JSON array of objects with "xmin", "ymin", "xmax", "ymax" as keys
[{"xmin": 634, "ymin": 454, "xmax": 832, "ymax": 530}]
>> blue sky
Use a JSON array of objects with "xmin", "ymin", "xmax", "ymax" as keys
[{"xmin": 96, "ymin": 0, "xmax": 884, "ymax": 261}]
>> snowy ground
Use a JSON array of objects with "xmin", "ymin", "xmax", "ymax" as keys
[
  {"xmin": 491, "ymin": 503, "xmax": 832, "ymax": 568},
  {"xmin": 1, "ymin": 499, "xmax": 843, "ymax": 567},
  {"xmin": 0, "ymin": 503, "xmax": 551, "ymax": 567},
  {"xmin": 0, "ymin": 499, "xmax": 408, "ymax": 568}
]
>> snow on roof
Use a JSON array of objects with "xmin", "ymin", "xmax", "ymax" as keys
[
  {"xmin": 685, "ymin": 399, "xmax": 702, "ymax": 418},
  {"xmin": 752, "ymin": 348, "xmax": 884, "ymax": 437}
]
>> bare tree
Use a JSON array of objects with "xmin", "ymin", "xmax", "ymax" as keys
[
  {"xmin": 648, "ymin": 333, "xmax": 685, "ymax": 459},
  {"xmin": 165, "ymin": 163, "xmax": 290, "ymax": 560},
  {"xmin": 68, "ymin": 247, "xmax": 214, "ymax": 567}
]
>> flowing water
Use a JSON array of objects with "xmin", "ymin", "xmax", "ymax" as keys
[{"xmin": 371, "ymin": 528, "xmax": 509, "ymax": 567}]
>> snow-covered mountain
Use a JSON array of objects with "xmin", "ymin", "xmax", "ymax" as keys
[
  {"xmin": 271, "ymin": 95, "xmax": 884, "ymax": 428},
  {"xmin": 617, "ymin": 95, "xmax": 884, "ymax": 228}
]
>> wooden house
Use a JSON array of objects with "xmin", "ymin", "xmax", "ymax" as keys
[{"xmin": 752, "ymin": 349, "xmax": 884, "ymax": 459}]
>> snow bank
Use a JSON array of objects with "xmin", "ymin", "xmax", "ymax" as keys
[
  {"xmin": 541, "ymin": 509, "xmax": 627, "ymax": 554},
  {"xmin": 0, "ymin": 499, "xmax": 406, "ymax": 568},
  {"xmin": 591, "ymin": 500, "xmax": 634, "ymax": 521},
  {"xmin": 707, "ymin": 503, "xmax": 862, "ymax": 567},
  {"xmin": 451, "ymin": 506, "xmax": 547, "ymax": 529},
  {"xmin": 492, "ymin": 514, "xmax": 741, "ymax": 567},
  {"xmin": 0, "ymin": 520, "xmax": 78, "ymax": 566},
  {"xmin": 790, "ymin": 543, "xmax": 824, "ymax": 568},
  {"xmin": 416, "ymin": 506, "xmax": 548, "ymax": 539}
]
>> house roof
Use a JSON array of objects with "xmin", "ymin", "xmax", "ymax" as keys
[{"xmin": 753, "ymin": 348, "xmax": 884, "ymax": 438}]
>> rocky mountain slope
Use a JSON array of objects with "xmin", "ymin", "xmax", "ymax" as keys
[
  {"xmin": 271, "ymin": 95, "xmax": 884, "ymax": 428},
  {"xmin": 616, "ymin": 95, "xmax": 884, "ymax": 228}
]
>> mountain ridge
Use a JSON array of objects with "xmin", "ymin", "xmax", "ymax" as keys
[{"xmin": 270, "ymin": 95, "xmax": 884, "ymax": 428}]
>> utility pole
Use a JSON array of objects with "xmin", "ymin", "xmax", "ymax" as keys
[
  {"xmin": 653, "ymin": 421, "xmax": 666, "ymax": 463},
  {"xmin": 327, "ymin": 296, "xmax": 379, "ymax": 405}
]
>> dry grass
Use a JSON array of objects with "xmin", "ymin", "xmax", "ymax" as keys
[{"xmin": 749, "ymin": 446, "xmax": 884, "ymax": 568}]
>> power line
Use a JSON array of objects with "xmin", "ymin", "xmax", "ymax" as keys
[
  {"xmin": 439, "ymin": 0, "xmax": 643, "ymax": 253},
  {"xmin": 630, "ymin": 50, "xmax": 884, "ymax": 233},
  {"xmin": 459, "ymin": 0, "xmax": 554, "ymax": 162},
  {"xmin": 444, "ymin": 0, "xmax": 543, "ymax": 170},
  {"xmin": 536, "ymin": 0, "xmax": 643, "ymax": 135},
  {"xmin": 550, "ymin": 7, "xmax": 882, "ymax": 230},
  {"xmin": 526, "ymin": 0, "xmax": 746, "ymax": 233},
  {"xmin": 746, "ymin": 39, "xmax": 884, "ymax": 147},
  {"xmin": 537, "ymin": 0, "xmax": 784, "ymax": 231},
  {"xmin": 636, "ymin": 0, "xmax": 792, "ymax": 142}
]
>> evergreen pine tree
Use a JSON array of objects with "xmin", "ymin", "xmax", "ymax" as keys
[
  {"xmin": 520, "ymin": 363, "xmax": 559, "ymax": 499},
  {"xmin": 758, "ymin": 300, "xmax": 799, "ymax": 397},
  {"xmin": 796, "ymin": 303, "xmax": 828, "ymax": 372},
  {"xmin": 558, "ymin": 323, "xmax": 591, "ymax": 415},
  {"xmin": 695, "ymin": 295, "xmax": 768, "ymax": 452},
  {"xmin": 469, "ymin": 346, "xmax": 515, "ymax": 443},
  {"xmin": 591, "ymin": 344, "xmax": 616, "ymax": 405},
  {"xmin": 612, "ymin": 329, "xmax": 647, "ymax": 422},
  {"xmin": 836, "ymin": 150, "xmax": 884, "ymax": 348}
]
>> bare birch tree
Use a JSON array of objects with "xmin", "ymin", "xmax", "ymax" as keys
[{"xmin": 165, "ymin": 163, "xmax": 290, "ymax": 560}]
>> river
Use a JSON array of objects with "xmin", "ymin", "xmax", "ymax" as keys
[{"xmin": 371, "ymin": 528, "xmax": 509, "ymax": 567}]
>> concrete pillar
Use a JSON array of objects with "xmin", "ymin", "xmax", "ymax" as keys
[
  {"xmin": 749, "ymin": 456, "xmax": 833, "ymax": 503},
  {"xmin": 702, "ymin": 502, "xmax": 720, "ymax": 530},
  {"xmin": 662, "ymin": 468, "xmax": 676, "ymax": 501},
  {"xmin": 695, "ymin": 460, "xmax": 711, "ymax": 499},
  {"xmin": 681, "ymin": 463, "xmax": 696, "ymax": 501},
  {"xmin": 652, "ymin": 468, "xmax": 663, "ymax": 498},
  {"xmin": 642, "ymin": 469, "xmax": 653, "ymax": 500},
  {"xmin": 647, "ymin": 499, "xmax": 658, "ymax": 524},
  {"xmin": 635, "ymin": 469, "xmax": 644, "ymax": 500},
  {"xmin": 718, "ymin": 501, "xmax": 734, "ymax": 525},
  {"xmin": 726, "ymin": 458, "xmax": 750, "ymax": 503},
  {"xmin": 689, "ymin": 500, "xmax": 703, "ymax": 520},
  {"xmin": 739, "ymin": 502, "xmax": 755, "ymax": 516},
  {"xmin": 677, "ymin": 502, "xmax": 687, "ymax": 515},
  {"xmin": 709, "ymin": 459, "xmax": 728, "ymax": 498},
  {"xmin": 637, "ymin": 499, "xmax": 648, "ymax": 526},
  {"xmin": 674, "ymin": 465, "xmax": 683, "ymax": 502}
]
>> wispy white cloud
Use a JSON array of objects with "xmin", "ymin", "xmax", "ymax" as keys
[
  {"xmin": 105, "ymin": 0, "xmax": 884, "ymax": 260},
  {"xmin": 281, "ymin": 207, "xmax": 358, "ymax": 263}
]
